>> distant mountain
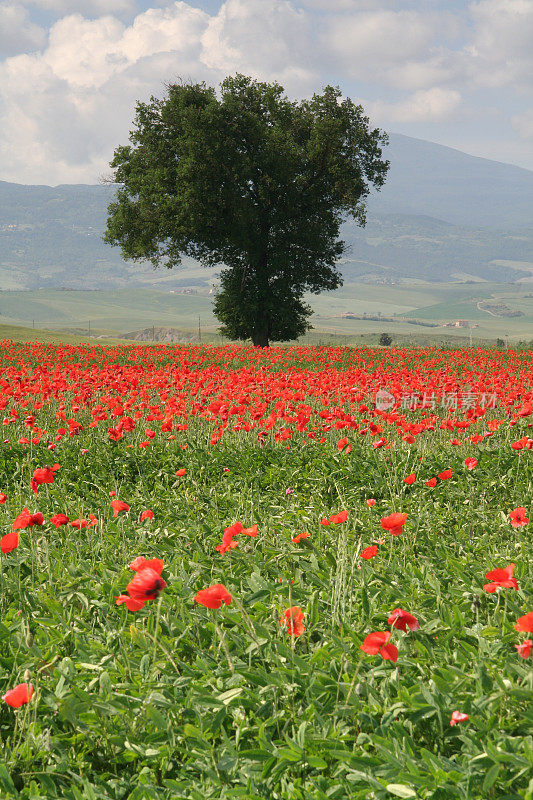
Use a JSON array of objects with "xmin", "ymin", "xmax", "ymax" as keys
[
  {"xmin": 368, "ymin": 133, "xmax": 533, "ymax": 229},
  {"xmin": 0, "ymin": 134, "xmax": 532, "ymax": 290}
]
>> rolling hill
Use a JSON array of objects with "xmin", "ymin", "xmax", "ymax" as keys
[{"xmin": 0, "ymin": 133, "xmax": 532, "ymax": 291}]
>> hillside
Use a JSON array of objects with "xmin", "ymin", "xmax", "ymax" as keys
[{"xmin": 0, "ymin": 133, "xmax": 532, "ymax": 290}]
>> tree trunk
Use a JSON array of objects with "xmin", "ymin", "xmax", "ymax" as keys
[{"xmin": 252, "ymin": 327, "xmax": 269, "ymax": 347}]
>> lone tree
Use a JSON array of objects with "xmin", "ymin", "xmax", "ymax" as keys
[{"xmin": 103, "ymin": 74, "xmax": 389, "ymax": 347}]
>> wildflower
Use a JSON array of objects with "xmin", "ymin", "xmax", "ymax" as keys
[
  {"xmin": 291, "ymin": 532, "xmax": 310, "ymax": 544},
  {"xmin": 3, "ymin": 683, "xmax": 33, "ymax": 708},
  {"xmin": 380, "ymin": 512, "xmax": 407, "ymax": 536},
  {"xmin": 450, "ymin": 711, "xmax": 469, "ymax": 726},
  {"xmin": 12, "ymin": 508, "xmax": 44, "ymax": 530},
  {"xmin": 510, "ymin": 507, "xmax": 529, "ymax": 528},
  {"xmin": 139, "ymin": 509, "xmax": 154, "ymax": 522},
  {"xmin": 175, "ymin": 469, "xmax": 186, "ymax": 477},
  {"xmin": 366, "ymin": 499, "xmax": 376, "ymax": 507},
  {"xmin": 360, "ymin": 545, "xmax": 378, "ymax": 560},
  {"xmin": 1, "ymin": 531, "xmax": 19, "ymax": 553},
  {"xmin": 320, "ymin": 510, "xmax": 349, "ymax": 525},
  {"xmin": 111, "ymin": 499, "xmax": 130, "ymax": 517},
  {"xmin": 115, "ymin": 595, "xmax": 146, "ymax": 612},
  {"xmin": 515, "ymin": 639, "xmax": 532, "ymax": 658},
  {"xmin": 388, "ymin": 608, "xmax": 419, "ymax": 631},
  {"xmin": 338, "ymin": 437, "xmax": 352, "ymax": 454},
  {"xmin": 31, "ymin": 464, "xmax": 60, "ymax": 494},
  {"xmin": 127, "ymin": 566, "xmax": 167, "ymax": 602},
  {"xmin": 194, "ymin": 583, "xmax": 232, "ymax": 609},
  {"xmin": 464, "ymin": 457, "xmax": 478, "ymax": 470},
  {"xmin": 426, "ymin": 477, "xmax": 437, "ymax": 487},
  {"xmin": 280, "ymin": 606, "xmax": 305, "ymax": 637},
  {"xmin": 514, "ymin": 611, "xmax": 533, "ymax": 632},
  {"xmin": 50, "ymin": 513, "xmax": 69, "ymax": 528},
  {"xmin": 438, "ymin": 469, "xmax": 452, "ymax": 480},
  {"xmin": 483, "ymin": 563, "xmax": 518, "ymax": 593},
  {"xmin": 360, "ymin": 631, "xmax": 398, "ymax": 662},
  {"xmin": 403, "ymin": 473, "xmax": 415, "ymax": 485},
  {"xmin": 0, "ymin": 493, "xmax": 7, "ymax": 504}
]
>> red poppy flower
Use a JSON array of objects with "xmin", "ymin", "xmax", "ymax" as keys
[
  {"xmin": 1, "ymin": 531, "xmax": 19, "ymax": 553},
  {"xmin": 366, "ymin": 499, "xmax": 376, "ymax": 507},
  {"xmin": 360, "ymin": 545, "xmax": 378, "ymax": 560},
  {"xmin": 291, "ymin": 532, "xmax": 310, "ymax": 543},
  {"xmin": 450, "ymin": 711, "xmax": 469, "ymax": 726},
  {"xmin": 0, "ymin": 493, "xmax": 7, "ymax": 504},
  {"xmin": 127, "ymin": 567, "xmax": 167, "ymax": 601},
  {"xmin": 360, "ymin": 631, "xmax": 398, "ymax": 662},
  {"xmin": 115, "ymin": 594, "xmax": 146, "ymax": 612},
  {"xmin": 426, "ymin": 477, "xmax": 437, "ymax": 487},
  {"xmin": 337, "ymin": 437, "xmax": 352, "ymax": 454},
  {"xmin": 241, "ymin": 524, "xmax": 258, "ymax": 537},
  {"xmin": 139, "ymin": 509, "xmax": 154, "ymax": 522},
  {"xmin": 280, "ymin": 606, "xmax": 305, "ymax": 637},
  {"xmin": 464, "ymin": 457, "xmax": 478, "ymax": 470},
  {"xmin": 3, "ymin": 683, "xmax": 33, "ymax": 708},
  {"xmin": 388, "ymin": 608, "xmax": 420, "ymax": 631},
  {"xmin": 12, "ymin": 507, "xmax": 43, "ymax": 530},
  {"xmin": 380, "ymin": 512, "xmax": 407, "ymax": 536},
  {"xmin": 403, "ymin": 473, "xmax": 415, "ymax": 485},
  {"xmin": 50, "ymin": 513, "xmax": 69, "ymax": 528},
  {"xmin": 175, "ymin": 469, "xmax": 186, "ymax": 477},
  {"xmin": 129, "ymin": 556, "xmax": 164, "ymax": 574},
  {"xmin": 438, "ymin": 469, "xmax": 452, "ymax": 480},
  {"xmin": 514, "ymin": 611, "xmax": 533, "ymax": 632},
  {"xmin": 321, "ymin": 510, "xmax": 349, "ymax": 525},
  {"xmin": 111, "ymin": 499, "xmax": 130, "ymax": 517},
  {"xmin": 483, "ymin": 563, "xmax": 518, "ymax": 593},
  {"xmin": 515, "ymin": 639, "xmax": 532, "ymax": 658},
  {"xmin": 194, "ymin": 583, "xmax": 232, "ymax": 609},
  {"xmin": 30, "ymin": 466, "xmax": 59, "ymax": 494},
  {"xmin": 510, "ymin": 507, "xmax": 529, "ymax": 528}
]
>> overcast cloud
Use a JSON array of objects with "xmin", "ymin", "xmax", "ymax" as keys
[{"xmin": 0, "ymin": 0, "xmax": 531, "ymax": 184}]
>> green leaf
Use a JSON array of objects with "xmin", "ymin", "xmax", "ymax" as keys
[{"xmin": 386, "ymin": 784, "xmax": 417, "ymax": 798}]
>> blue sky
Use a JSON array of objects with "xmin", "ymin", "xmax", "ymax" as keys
[{"xmin": 0, "ymin": 0, "xmax": 531, "ymax": 184}]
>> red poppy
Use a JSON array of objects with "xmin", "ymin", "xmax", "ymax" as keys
[
  {"xmin": 30, "ymin": 465, "xmax": 59, "ymax": 494},
  {"xmin": 515, "ymin": 639, "xmax": 532, "ymax": 658},
  {"xmin": 360, "ymin": 545, "xmax": 378, "ymax": 560},
  {"xmin": 12, "ymin": 508, "xmax": 44, "ymax": 530},
  {"xmin": 514, "ymin": 611, "xmax": 533, "ymax": 632},
  {"xmin": 280, "ymin": 606, "xmax": 305, "ymax": 637},
  {"xmin": 3, "ymin": 683, "xmax": 33, "ymax": 708},
  {"xmin": 438, "ymin": 469, "xmax": 452, "ymax": 480},
  {"xmin": 175, "ymin": 469, "xmax": 186, "ymax": 477},
  {"xmin": 321, "ymin": 510, "xmax": 349, "ymax": 525},
  {"xmin": 366, "ymin": 499, "xmax": 376, "ymax": 507},
  {"xmin": 194, "ymin": 583, "xmax": 232, "ymax": 609},
  {"xmin": 1, "ymin": 531, "xmax": 19, "ymax": 553},
  {"xmin": 464, "ymin": 457, "xmax": 478, "ymax": 470},
  {"xmin": 483, "ymin": 563, "xmax": 518, "ymax": 593},
  {"xmin": 216, "ymin": 521, "xmax": 243, "ymax": 554},
  {"xmin": 241, "ymin": 524, "xmax": 258, "ymax": 537},
  {"xmin": 0, "ymin": 493, "xmax": 7, "ymax": 504},
  {"xmin": 115, "ymin": 594, "xmax": 146, "ymax": 612},
  {"xmin": 360, "ymin": 631, "xmax": 398, "ymax": 662},
  {"xmin": 380, "ymin": 512, "xmax": 407, "ymax": 536},
  {"xmin": 111, "ymin": 499, "xmax": 130, "ymax": 517},
  {"xmin": 50, "ymin": 513, "xmax": 69, "ymax": 528},
  {"xmin": 388, "ymin": 608, "xmax": 419, "ymax": 631},
  {"xmin": 337, "ymin": 437, "xmax": 352, "ymax": 454},
  {"xmin": 450, "ymin": 711, "xmax": 468, "ymax": 726},
  {"xmin": 426, "ymin": 477, "xmax": 437, "ymax": 487},
  {"xmin": 403, "ymin": 473, "xmax": 415, "ymax": 485},
  {"xmin": 291, "ymin": 532, "xmax": 310, "ymax": 544},
  {"xmin": 139, "ymin": 509, "xmax": 154, "ymax": 522},
  {"xmin": 510, "ymin": 507, "xmax": 529, "ymax": 528},
  {"xmin": 127, "ymin": 567, "xmax": 167, "ymax": 602},
  {"xmin": 129, "ymin": 556, "xmax": 164, "ymax": 574}
]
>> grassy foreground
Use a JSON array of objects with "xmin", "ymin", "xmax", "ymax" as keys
[{"xmin": 0, "ymin": 341, "xmax": 531, "ymax": 800}]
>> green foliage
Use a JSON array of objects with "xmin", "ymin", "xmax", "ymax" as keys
[
  {"xmin": 379, "ymin": 332, "xmax": 393, "ymax": 346},
  {"xmin": 104, "ymin": 75, "xmax": 389, "ymax": 345}
]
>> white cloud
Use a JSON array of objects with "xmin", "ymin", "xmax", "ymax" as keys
[
  {"xmin": 24, "ymin": 0, "xmax": 137, "ymax": 15},
  {"xmin": 0, "ymin": 3, "xmax": 46, "ymax": 57},
  {"xmin": 467, "ymin": 0, "xmax": 533, "ymax": 88},
  {"xmin": 370, "ymin": 86, "xmax": 462, "ymax": 124},
  {"xmin": 511, "ymin": 109, "xmax": 533, "ymax": 139}
]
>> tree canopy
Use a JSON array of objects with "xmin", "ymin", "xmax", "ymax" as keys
[{"xmin": 104, "ymin": 74, "xmax": 389, "ymax": 346}]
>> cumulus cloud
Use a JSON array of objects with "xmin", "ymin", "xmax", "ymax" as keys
[
  {"xmin": 24, "ymin": 0, "xmax": 137, "ymax": 16},
  {"xmin": 0, "ymin": 3, "xmax": 46, "ymax": 57},
  {"xmin": 467, "ymin": 0, "xmax": 533, "ymax": 88},
  {"xmin": 372, "ymin": 87, "xmax": 463, "ymax": 123}
]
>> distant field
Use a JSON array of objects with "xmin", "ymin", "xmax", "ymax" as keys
[{"xmin": 0, "ymin": 281, "xmax": 532, "ymax": 344}]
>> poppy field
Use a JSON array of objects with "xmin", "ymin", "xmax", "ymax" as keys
[{"xmin": 0, "ymin": 340, "xmax": 532, "ymax": 800}]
